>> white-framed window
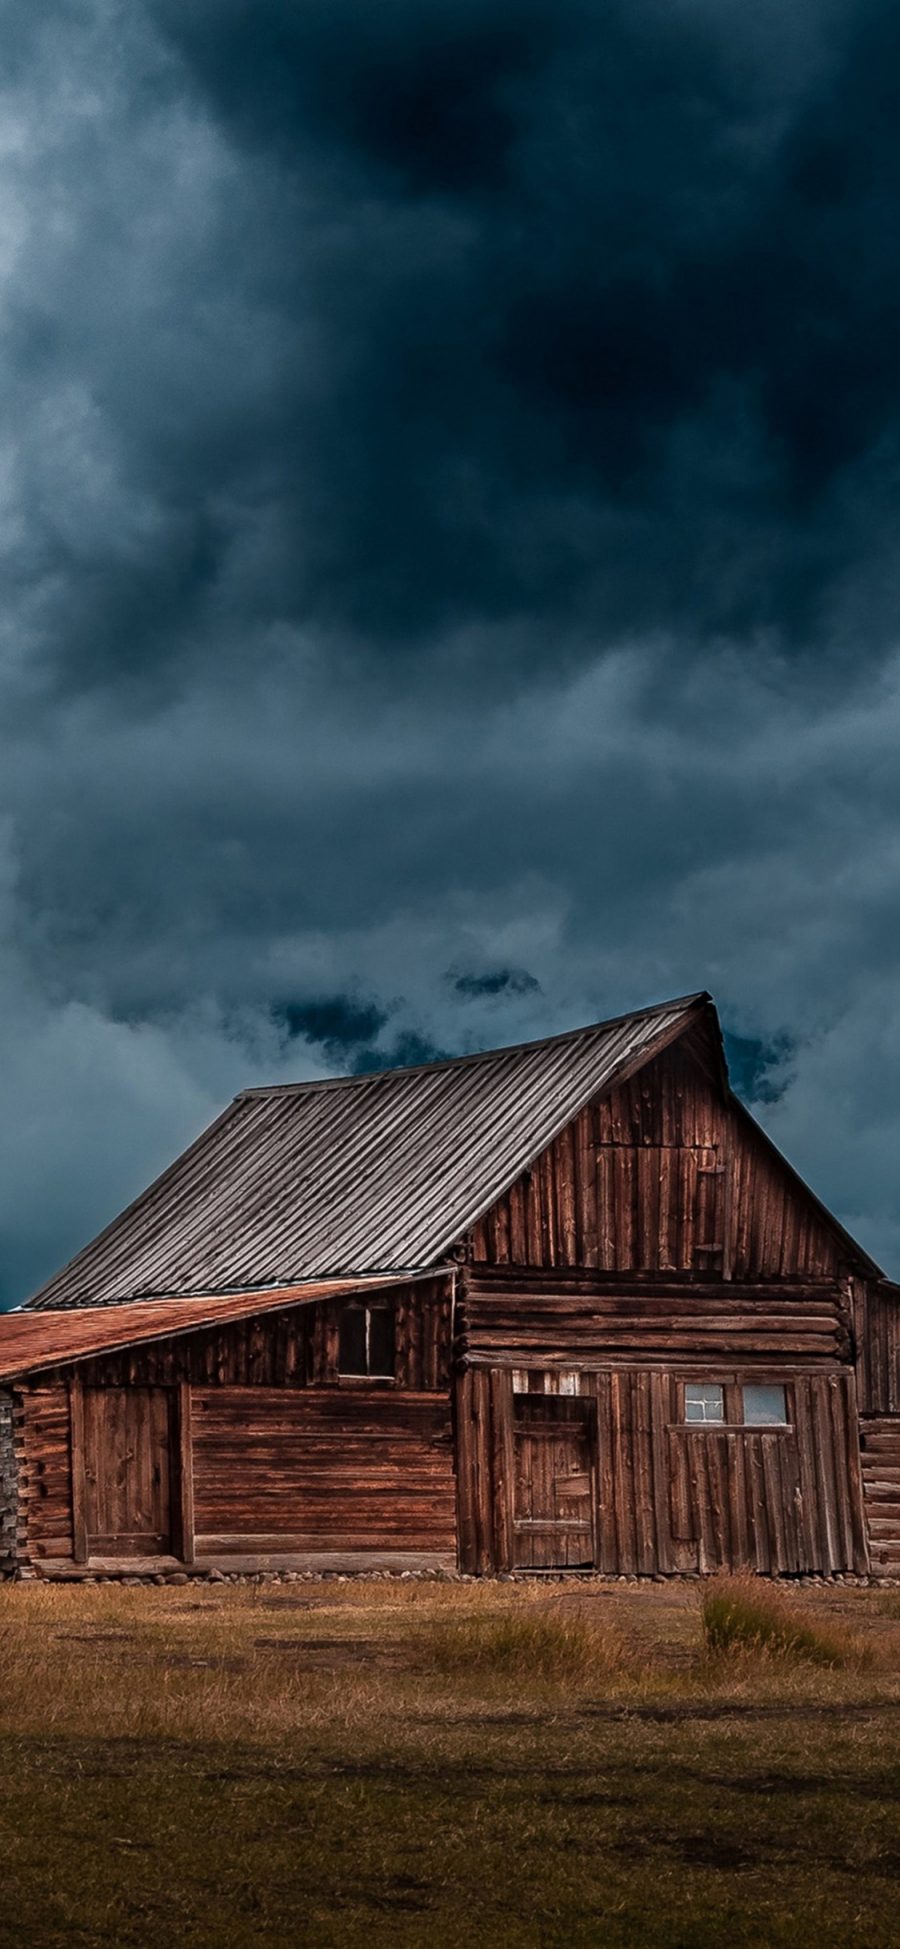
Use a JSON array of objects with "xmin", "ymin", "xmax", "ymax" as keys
[
  {"xmin": 338, "ymin": 1303, "xmax": 395, "ymax": 1379},
  {"xmin": 684, "ymin": 1382, "xmax": 725, "ymax": 1425},
  {"xmin": 742, "ymin": 1384, "xmax": 788, "ymax": 1426}
]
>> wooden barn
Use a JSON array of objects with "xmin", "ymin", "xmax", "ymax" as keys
[{"xmin": 2, "ymin": 990, "xmax": 899, "ymax": 1582}]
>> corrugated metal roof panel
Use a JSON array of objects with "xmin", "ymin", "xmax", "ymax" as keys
[
  {"xmin": 24, "ymin": 994, "xmax": 707, "ymax": 1309},
  {"xmin": 0, "ymin": 1276, "xmax": 425, "ymax": 1379}
]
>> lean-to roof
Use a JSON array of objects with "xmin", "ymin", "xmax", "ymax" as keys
[
  {"xmin": 24, "ymin": 993, "xmax": 706, "ymax": 1309},
  {"xmin": 0, "ymin": 1275, "xmax": 426, "ymax": 1380}
]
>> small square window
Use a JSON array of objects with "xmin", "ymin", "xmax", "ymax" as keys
[
  {"xmin": 684, "ymin": 1383, "xmax": 725, "ymax": 1425},
  {"xmin": 742, "ymin": 1384, "xmax": 788, "ymax": 1426}
]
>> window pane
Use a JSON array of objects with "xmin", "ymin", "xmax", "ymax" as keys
[
  {"xmin": 742, "ymin": 1385, "xmax": 788, "ymax": 1426},
  {"xmin": 368, "ymin": 1306, "xmax": 395, "ymax": 1377},
  {"xmin": 338, "ymin": 1305, "xmax": 367, "ymax": 1375},
  {"xmin": 684, "ymin": 1383, "xmax": 725, "ymax": 1424}
]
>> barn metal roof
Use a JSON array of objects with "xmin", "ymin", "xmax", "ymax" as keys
[
  {"xmin": 23, "ymin": 993, "xmax": 707, "ymax": 1310},
  {"xmin": 0, "ymin": 1276, "xmax": 425, "ymax": 1380}
]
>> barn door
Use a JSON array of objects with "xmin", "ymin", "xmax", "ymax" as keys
[
  {"xmin": 511, "ymin": 1395, "xmax": 596, "ymax": 1568},
  {"xmin": 81, "ymin": 1388, "xmax": 175, "ymax": 1556}
]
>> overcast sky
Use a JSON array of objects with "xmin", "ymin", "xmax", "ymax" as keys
[{"xmin": 2, "ymin": 0, "xmax": 900, "ymax": 1305}]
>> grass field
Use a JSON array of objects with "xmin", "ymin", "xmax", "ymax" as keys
[{"xmin": 2, "ymin": 1574, "xmax": 900, "ymax": 1948}]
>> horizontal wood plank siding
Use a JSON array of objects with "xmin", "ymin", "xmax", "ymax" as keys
[
  {"xmin": 191, "ymin": 1387, "xmax": 456, "ymax": 1553},
  {"xmin": 860, "ymin": 1416, "xmax": 900, "ymax": 1575}
]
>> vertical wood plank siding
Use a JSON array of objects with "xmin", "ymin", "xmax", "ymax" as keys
[
  {"xmin": 469, "ymin": 1044, "xmax": 841, "ymax": 1280},
  {"xmin": 855, "ymin": 1282, "xmax": 900, "ymax": 1414},
  {"xmin": 456, "ymin": 1366, "xmax": 868, "ymax": 1576},
  {"xmin": 68, "ymin": 1279, "xmax": 452, "ymax": 1391}
]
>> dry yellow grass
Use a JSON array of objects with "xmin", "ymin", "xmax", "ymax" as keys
[
  {"xmin": 1, "ymin": 1576, "xmax": 900, "ymax": 1948},
  {"xmin": 700, "ymin": 1573, "xmax": 874, "ymax": 1670},
  {"xmin": 0, "ymin": 1573, "xmax": 897, "ymax": 1740}
]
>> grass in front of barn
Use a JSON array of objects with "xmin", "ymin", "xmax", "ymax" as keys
[{"xmin": 1, "ymin": 1576, "xmax": 899, "ymax": 1949}]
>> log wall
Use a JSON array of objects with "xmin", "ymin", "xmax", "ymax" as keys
[
  {"xmin": 469, "ymin": 1043, "xmax": 842, "ymax": 1280},
  {"xmin": 860, "ymin": 1417, "xmax": 900, "ymax": 1577},
  {"xmin": 458, "ymin": 1266, "xmax": 852, "ymax": 1367},
  {"xmin": 16, "ymin": 1384, "xmax": 73, "ymax": 1563},
  {"xmin": 0, "ymin": 1389, "xmax": 19, "ymax": 1574}
]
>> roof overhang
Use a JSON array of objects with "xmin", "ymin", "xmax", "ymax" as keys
[{"xmin": 0, "ymin": 1269, "xmax": 447, "ymax": 1383}]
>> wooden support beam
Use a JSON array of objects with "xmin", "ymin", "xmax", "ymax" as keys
[{"xmin": 177, "ymin": 1382, "xmax": 195, "ymax": 1566}]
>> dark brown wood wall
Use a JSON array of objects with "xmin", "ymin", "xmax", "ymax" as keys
[
  {"xmin": 70, "ymin": 1279, "xmax": 452, "ymax": 1392},
  {"xmin": 458, "ymin": 1266, "xmax": 852, "ymax": 1367},
  {"xmin": 191, "ymin": 1387, "xmax": 455, "ymax": 1555},
  {"xmin": 853, "ymin": 1284, "xmax": 900, "ymax": 1576},
  {"xmin": 859, "ymin": 1416, "xmax": 900, "ymax": 1577},
  {"xmin": 456, "ymin": 1366, "xmax": 868, "ymax": 1576},
  {"xmin": 469, "ymin": 1043, "xmax": 842, "ymax": 1280},
  {"xmin": 16, "ymin": 1385, "xmax": 73, "ymax": 1563},
  {"xmin": 13, "ymin": 1278, "xmax": 454, "ymax": 1569},
  {"xmin": 853, "ymin": 1280, "xmax": 900, "ymax": 1414}
]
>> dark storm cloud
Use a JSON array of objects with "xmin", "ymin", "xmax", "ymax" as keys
[
  {"xmin": 123, "ymin": 0, "xmax": 900, "ymax": 664},
  {"xmin": 154, "ymin": 0, "xmax": 555, "ymax": 193},
  {"xmin": 722, "ymin": 1033, "xmax": 792, "ymax": 1107},
  {"xmin": 273, "ymin": 994, "xmax": 449, "ymax": 1074},
  {"xmin": 2, "ymin": 0, "xmax": 900, "ymax": 1301},
  {"xmin": 16, "ymin": 0, "xmax": 900, "ymax": 703},
  {"xmin": 452, "ymin": 969, "xmax": 541, "ymax": 999},
  {"xmin": 275, "ymin": 996, "xmax": 388, "ymax": 1058}
]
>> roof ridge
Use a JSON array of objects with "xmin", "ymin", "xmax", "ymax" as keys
[{"xmin": 236, "ymin": 991, "xmax": 710, "ymax": 1099}]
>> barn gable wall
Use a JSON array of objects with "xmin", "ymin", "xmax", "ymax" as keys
[
  {"xmin": 455, "ymin": 1029, "xmax": 871, "ymax": 1578},
  {"xmin": 469, "ymin": 1040, "xmax": 842, "ymax": 1280}
]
